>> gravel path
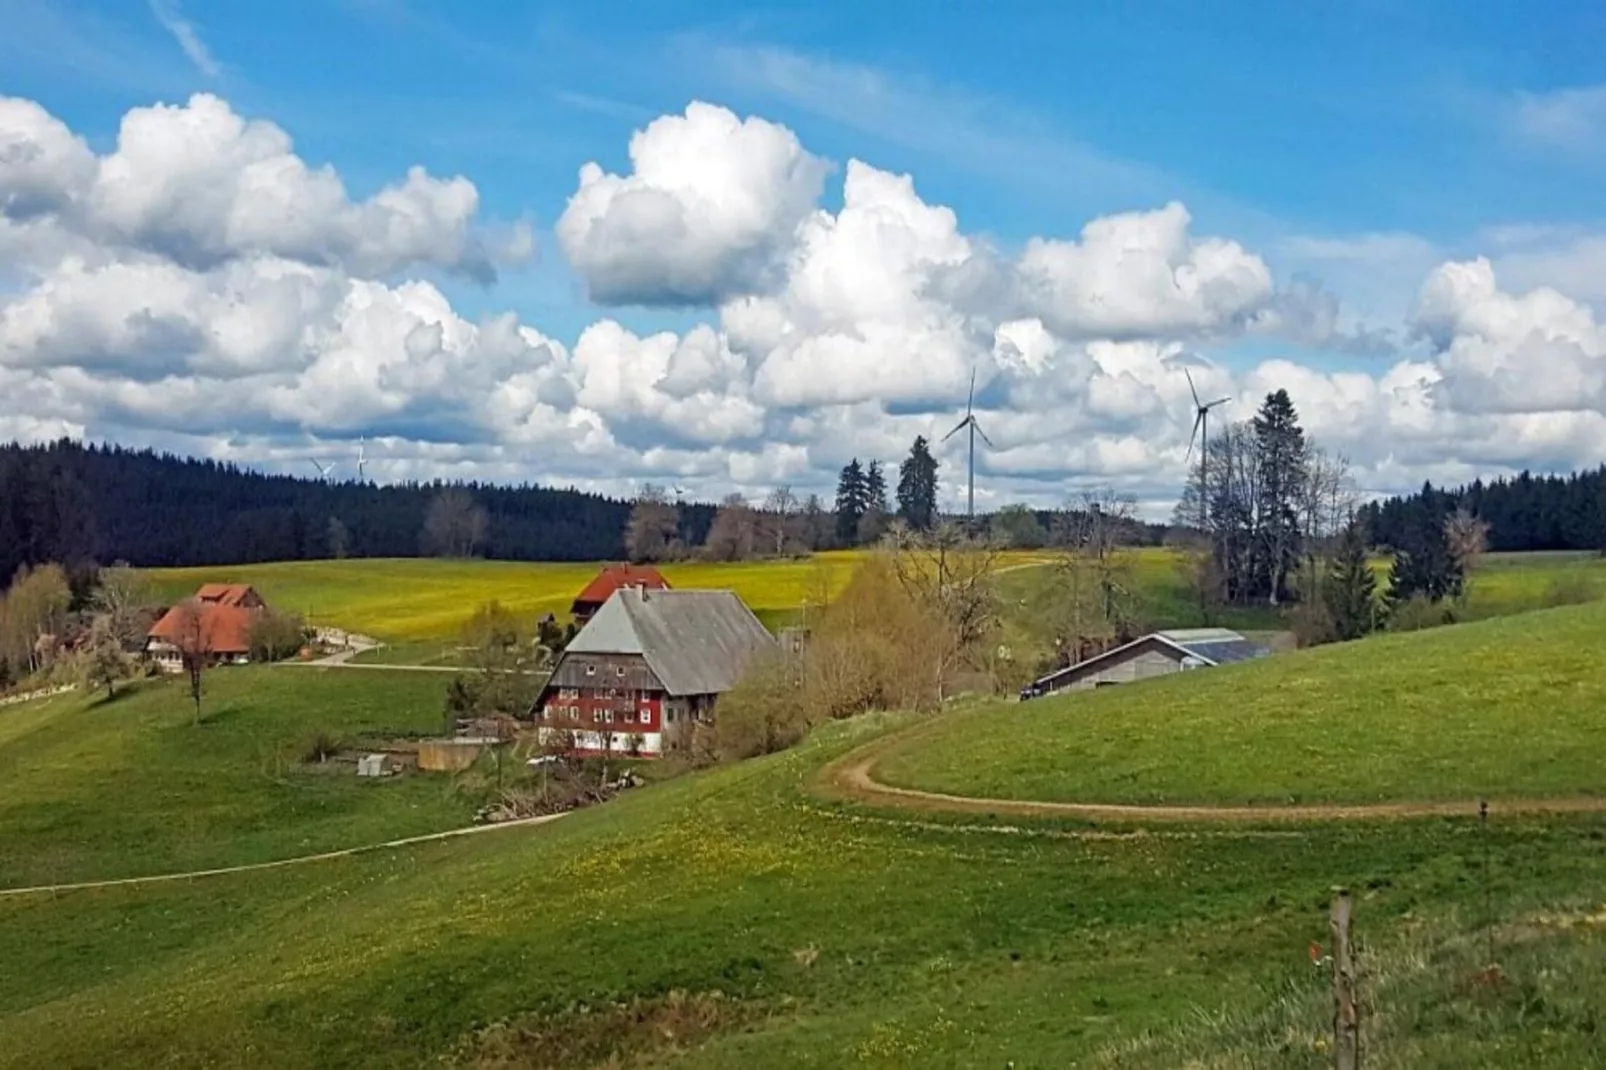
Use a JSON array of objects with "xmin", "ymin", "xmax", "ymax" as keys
[
  {"xmin": 817, "ymin": 730, "xmax": 1606, "ymax": 824},
  {"xmin": 0, "ymin": 813, "xmax": 566, "ymax": 900}
]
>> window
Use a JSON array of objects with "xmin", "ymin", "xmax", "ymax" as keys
[
  {"xmin": 584, "ymin": 664, "xmax": 596, "ymax": 676},
  {"xmin": 616, "ymin": 665, "xmax": 626, "ymax": 677},
  {"xmin": 607, "ymin": 688, "xmax": 618, "ymax": 699},
  {"xmin": 603, "ymin": 710, "xmax": 614, "ymax": 724},
  {"xmin": 665, "ymin": 710, "xmax": 675, "ymax": 724}
]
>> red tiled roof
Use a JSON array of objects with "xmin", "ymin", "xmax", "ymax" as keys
[
  {"xmin": 147, "ymin": 603, "xmax": 257, "ymax": 655},
  {"xmin": 571, "ymin": 565, "xmax": 670, "ymax": 611},
  {"xmin": 147, "ymin": 584, "xmax": 267, "ymax": 654},
  {"xmin": 195, "ymin": 583, "xmax": 258, "ymax": 607}
]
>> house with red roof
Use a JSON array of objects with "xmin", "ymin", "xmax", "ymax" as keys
[
  {"xmin": 570, "ymin": 564, "xmax": 670, "ymax": 624},
  {"xmin": 146, "ymin": 584, "xmax": 269, "ymax": 672}
]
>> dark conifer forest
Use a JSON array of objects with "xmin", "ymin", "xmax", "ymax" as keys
[
  {"xmin": 0, "ymin": 440, "xmax": 714, "ymax": 579},
  {"xmin": 1362, "ymin": 469, "xmax": 1606, "ymax": 554}
]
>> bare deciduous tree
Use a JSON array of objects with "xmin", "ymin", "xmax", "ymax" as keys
[
  {"xmin": 625, "ymin": 484, "xmax": 681, "ymax": 563},
  {"xmin": 759, "ymin": 485, "xmax": 802, "ymax": 556},
  {"xmin": 90, "ymin": 565, "xmax": 154, "ymax": 649},
  {"xmin": 703, "ymin": 494, "xmax": 758, "ymax": 561},
  {"xmin": 1444, "ymin": 507, "xmax": 1490, "ymax": 592},
  {"xmin": 423, "ymin": 488, "xmax": 489, "ymax": 558},
  {"xmin": 79, "ymin": 615, "xmax": 132, "ymax": 701},
  {"xmin": 1035, "ymin": 490, "xmax": 1142, "ymax": 666},
  {"xmin": 168, "ymin": 598, "xmax": 214, "ymax": 725},
  {"xmin": 0, "ymin": 563, "xmax": 71, "ymax": 676}
]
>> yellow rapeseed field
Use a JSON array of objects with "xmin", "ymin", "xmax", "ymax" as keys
[{"xmin": 141, "ymin": 551, "xmax": 1051, "ymax": 639}]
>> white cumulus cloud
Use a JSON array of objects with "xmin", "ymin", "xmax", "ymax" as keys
[{"xmin": 557, "ymin": 101, "xmax": 829, "ymax": 305}]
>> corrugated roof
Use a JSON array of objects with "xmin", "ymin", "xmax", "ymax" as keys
[
  {"xmin": 1031, "ymin": 628, "xmax": 1269, "ymax": 690},
  {"xmin": 564, "ymin": 588, "xmax": 776, "ymax": 696},
  {"xmin": 1158, "ymin": 628, "xmax": 1268, "ymax": 665}
]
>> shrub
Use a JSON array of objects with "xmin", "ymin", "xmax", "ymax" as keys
[
  {"xmin": 301, "ymin": 729, "xmax": 344, "ymax": 764},
  {"xmin": 1289, "ymin": 600, "xmax": 1339, "ymax": 648},
  {"xmin": 1542, "ymin": 575, "xmax": 1602, "ymax": 609},
  {"xmin": 708, "ymin": 652, "xmax": 810, "ymax": 762},
  {"xmin": 249, "ymin": 609, "xmax": 308, "ymax": 663},
  {"xmin": 1388, "ymin": 594, "xmax": 1458, "ymax": 633}
]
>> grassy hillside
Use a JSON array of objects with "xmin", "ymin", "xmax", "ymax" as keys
[
  {"xmin": 878, "ymin": 599, "xmax": 1606, "ymax": 807},
  {"xmin": 3, "ymin": 707, "xmax": 1604, "ymax": 1067},
  {"xmin": 0, "ymin": 668, "xmax": 472, "ymax": 888}
]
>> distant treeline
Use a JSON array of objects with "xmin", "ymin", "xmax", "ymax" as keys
[
  {"xmin": 0, "ymin": 440, "xmax": 715, "ymax": 578},
  {"xmin": 1362, "ymin": 469, "xmax": 1606, "ymax": 554}
]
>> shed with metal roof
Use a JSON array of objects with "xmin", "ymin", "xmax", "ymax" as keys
[{"xmin": 1023, "ymin": 628, "xmax": 1270, "ymax": 698}]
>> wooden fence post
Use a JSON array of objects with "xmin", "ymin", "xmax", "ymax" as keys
[{"xmin": 1331, "ymin": 888, "xmax": 1359, "ymax": 1070}]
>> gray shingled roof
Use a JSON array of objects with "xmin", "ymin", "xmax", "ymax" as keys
[{"xmin": 564, "ymin": 588, "xmax": 777, "ymax": 696}]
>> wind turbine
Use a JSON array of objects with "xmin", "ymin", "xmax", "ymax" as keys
[
  {"xmin": 942, "ymin": 368, "xmax": 993, "ymax": 525},
  {"xmin": 355, "ymin": 438, "xmax": 368, "ymax": 483},
  {"xmin": 1183, "ymin": 369, "xmax": 1231, "ymax": 528},
  {"xmin": 307, "ymin": 458, "xmax": 337, "ymax": 482}
]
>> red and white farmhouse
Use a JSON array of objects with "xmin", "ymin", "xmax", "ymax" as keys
[
  {"xmin": 532, "ymin": 587, "xmax": 775, "ymax": 758},
  {"xmin": 145, "ymin": 583, "xmax": 268, "ymax": 671}
]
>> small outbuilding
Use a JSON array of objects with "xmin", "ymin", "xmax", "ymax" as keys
[
  {"xmin": 1023, "ymin": 628, "xmax": 1269, "ymax": 698},
  {"xmin": 569, "ymin": 564, "xmax": 671, "ymax": 624}
]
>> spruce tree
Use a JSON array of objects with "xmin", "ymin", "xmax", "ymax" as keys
[
  {"xmin": 1251, "ymin": 389, "xmax": 1307, "ymax": 604},
  {"xmin": 896, "ymin": 436, "xmax": 939, "ymax": 531},
  {"xmin": 865, "ymin": 461, "xmax": 888, "ymax": 515},
  {"xmin": 835, "ymin": 460, "xmax": 867, "ymax": 545},
  {"xmin": 1386, "ymin": 481, "xmax": 1462, "ymax": 604},
  {"xmin": 1323, "ymin": 517, "xmax": 1377, "ymax": 640}
]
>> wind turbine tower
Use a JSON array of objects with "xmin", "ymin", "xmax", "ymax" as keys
[
  {"xmin": 355, "ymin": 438, "xmax": 368, "ymax": 483},
  {"xmin": 942, "ymin": 368, "xmax": 994, "ymax": 525},
  {"xmin": 1183, "ymin": 369, "xmax": 1231, "ymax": 528}
]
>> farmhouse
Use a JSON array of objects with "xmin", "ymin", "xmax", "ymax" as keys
[
  {"xmin": 145, "ymin": 583, "xmax": 268, "ymax": 672},
  {"xmin": 1024, "ymin": 628, "xmax": 1269, "ymax": 697},
  {"xmin": 570, "ymin": 564, "xmax": 671, "ymax": 623},
  {"xmin": 534, "ymin": 587, "xmax": 776, "ymax": 757}
]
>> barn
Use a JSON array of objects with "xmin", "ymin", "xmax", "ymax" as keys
[
  {"xmin": 533, "ymin": 587, "xmax": 776, "ymax": 757},
  {"xmin": 1024, "ymin": 628, "xmax": 1269, "ymax": 698},
  {"xmin": 569, "ymin": 564, "xmax": 671, "ymax": 624}
]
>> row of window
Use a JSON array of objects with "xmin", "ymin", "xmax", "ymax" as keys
[
  {"xmin": 581, "ymin": 664, "xmax": 631, "ymax": 678},
  {"xmin": 546, "ymin": 706, "xmax": 654, "ymax": 726},
  {"xmin": 558, "ymin": 686, "xmax": 654, "ymax": 701}
]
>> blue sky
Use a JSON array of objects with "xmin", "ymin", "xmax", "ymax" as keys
[{"xmin": 3, "ymin": 0, "xmax": 1606, "ymax": 508}]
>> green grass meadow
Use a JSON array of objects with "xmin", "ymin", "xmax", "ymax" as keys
[
  {"xmin": 3, "ymin": 549, "xmax": 1603, "ymax": 1064},
  {"xmin": 0, "ymin": 667, "xmax": 472, "ymax": 888},
  {"xmin": 1, "ymin": 705, "xmax": 1604, "ymax": 1067},
  {"xmin": 878, "ymin": 598, "xmax": 1606, "ymax": 807}
]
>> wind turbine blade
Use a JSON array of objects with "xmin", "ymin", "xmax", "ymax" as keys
[
  {"xmin": 967, "ymin": 367, "xmax": 976, "ymax": 415},
  {"xmin": 1184, "ymin": 411, "xmax": 1203, "ymax": 465},
  {"xmin": 1184, "ymin": 367, "xmax": 1201, "ymax": 409},
  {"xmin": 942, "ymin": 417, "xmax": 969, "ymax": 442},
  {"xmin": 974, "ymin": 421, "xmax": 994, "ymax": 448},
  {"xmin": 1208, "ymin": 396, "xmax": 1232, "ymax": 408}
]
